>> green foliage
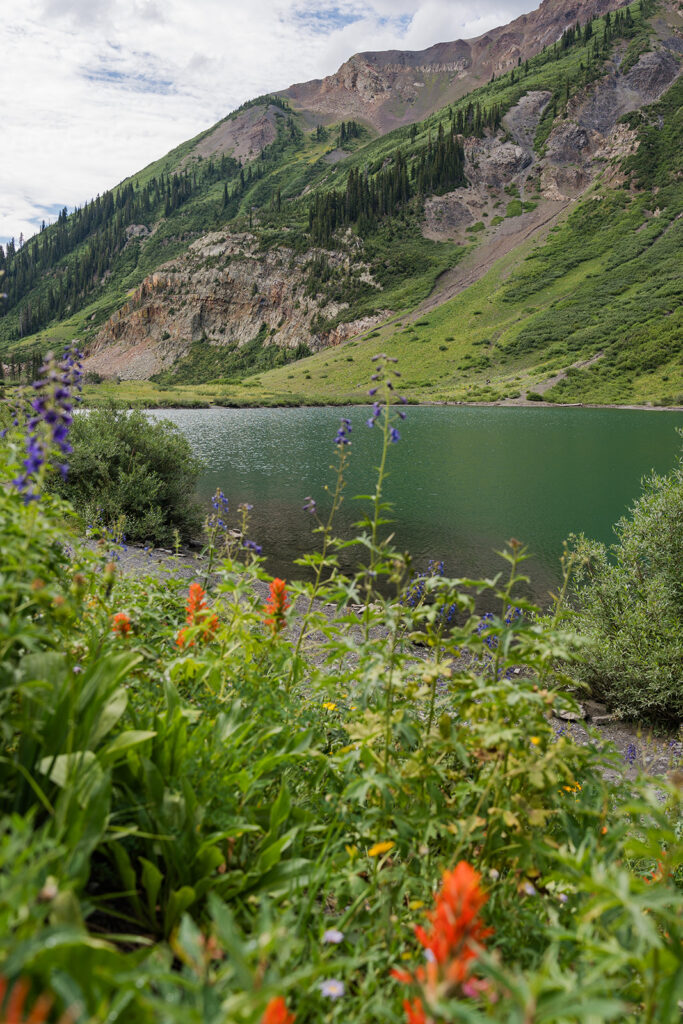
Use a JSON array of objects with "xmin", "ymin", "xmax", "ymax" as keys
[
  {"xmin": 51, "ymin": 405, "xmax": 204, "ymax": 544},
  {"xmin": 1, "ymin": 391, "xmax": 682, "ymax": 1022},
  {"xmin": 621, "ymin": 75, "xmax": 683, "ymax": 190},
  {"xmin": 153, "ymin": 327, "xmax": 311, "ymax": 386},
  {"xmin": 567, "ymin": 439, "xmax": 683, "ymax": 721}
]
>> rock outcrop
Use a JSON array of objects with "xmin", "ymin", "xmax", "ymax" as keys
[{"xmin": 84, "ymin": 233, "xmax": 383, "ymax": 380}]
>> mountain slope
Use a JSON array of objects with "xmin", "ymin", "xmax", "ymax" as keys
[{"xmin": 0, "ymin": 0, "xmax": 680, "ymax": 408}]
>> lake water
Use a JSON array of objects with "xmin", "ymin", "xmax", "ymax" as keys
[{"xmin": 151, "ymin": 406, "xmax": 683, "ymax": 606}]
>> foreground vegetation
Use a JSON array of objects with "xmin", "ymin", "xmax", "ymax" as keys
[{"xmin": 1, "ymin": 349, "xmax": 682, "ymax": 1023}]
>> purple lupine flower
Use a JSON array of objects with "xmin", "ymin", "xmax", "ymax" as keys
[
  {"xmin": 244, "ymin": 539, "xmax": 262, "ymax": 555},
  {"xmin": 390, "ymin": 427, "xmax": 400, "ymax": 443},
  {"xmin": 11, "ymin": 344, "xmax": 82, "ymax": 502},
  {"xmin": 334, "ymin": 417, "xmax": 351, "ymax": 446}
]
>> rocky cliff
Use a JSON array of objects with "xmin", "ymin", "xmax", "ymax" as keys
[{"xmin": 84, "ymin": 234, "xmax": 383, "ymax": 380}]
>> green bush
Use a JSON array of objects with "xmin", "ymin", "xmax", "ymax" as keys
[
  {"xmin": 567, "ymin": 437, "xmax": 683, "ymax": 720},
  {"xmin": 52, "ymin": 405, "xmax": 204, "ymax": 545}
]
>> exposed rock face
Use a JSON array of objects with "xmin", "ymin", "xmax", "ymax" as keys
[
  {"xmin": 84, "ymin": 234, "xmax": 384, "ymax": 381},
  {"xmin": 282, "ymin": 0, "xmax": 631, "ymax": 132},
  {"xmin": 466, "ymin": 137, "xmax": 533, "ymax": 189},
  {"xmin": 187, "ymin": 104, "xmax": 282, "ymax": 166},
  {"xmin": 541, "ymin": 47, "xmax": 680, "ymax": 198}
]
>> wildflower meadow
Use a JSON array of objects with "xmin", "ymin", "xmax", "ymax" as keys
[{"xmin": 0, "ymin": 346, "xmax": 681, "ymax": 1023}]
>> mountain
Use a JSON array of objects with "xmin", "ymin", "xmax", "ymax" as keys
[
  {"xmin": 282, "ymin": 0, "xmax": 632, "ymax": 132},
  {"xmin": 0, "ymin": 0, "xmax": 681, "ymax": 408}
]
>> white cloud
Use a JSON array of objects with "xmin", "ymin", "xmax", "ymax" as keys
[{"xmin": 0, "ymin": 0, "xmax": 534, "ymax": 245}]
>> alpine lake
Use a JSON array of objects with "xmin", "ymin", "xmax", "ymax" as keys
[{"xmin": 150, "ymin": 405, "xmax": 683, "ymax": 608}]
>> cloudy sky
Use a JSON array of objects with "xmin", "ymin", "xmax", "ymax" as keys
[{"xmin": 2, "ymin": 0, "xmax": 535, "ymax": 245}]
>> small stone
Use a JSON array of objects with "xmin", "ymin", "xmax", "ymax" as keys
[
  {"xmin": 583, "ymin": 699, "xmax": 608, "ymax": 720},
  {"xmin": 592, "ymin": 714, "xmax": 616, "ymax": 725},
  {"xmin": 556, "ymin": 705, "xmax": 584, "ymax": 721}
]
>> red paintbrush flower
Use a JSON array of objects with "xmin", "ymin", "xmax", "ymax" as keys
[
  {"xmin": 263, "ymin": 578, "xmax": 290, "ymax": 634},
  {"xmin": 392, "ymin": 862, "xmax": 494, "ymax": 1020},
  {"xmin": 111, "ymin": 611, "xmax": 131, "ymax": 637},
  {"xmin": 261, "ymin": 996, "xmax": 295, "ymax": 1024},
  {"xmin": 414, "ymin": 861, "xmax": 492, "ymax": 987},
  {"xmin": 176, "ymin": 583, "xmax": 218, "ymax": 648},
  {"xmin": 0, "ymin": 976, "xmax": 74, "ymax": 1024}
]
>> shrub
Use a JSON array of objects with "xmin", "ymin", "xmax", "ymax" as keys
[
  {"xmin": 567, "ymin": 436, "xmax": 683, "ymax": 720},
  {"xmin": 526, "ymin": 391, "xmax": 544, "ymax": 401},
  {"xmin": 52, "ymin": 404, "xmax": 204, "ymax": 545}
]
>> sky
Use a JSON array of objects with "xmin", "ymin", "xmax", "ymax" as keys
[{"xmin": 1, "ymin": 0, "xmax": 535, "ymax": 246}]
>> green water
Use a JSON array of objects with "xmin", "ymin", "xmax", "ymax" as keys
[{"xmin": 151, "ymin": 406, "xmax": 683, "ymax": 604}]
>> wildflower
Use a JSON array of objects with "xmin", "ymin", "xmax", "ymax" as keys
[
  {"xmin": 530, "ymin": 736, "xmax": 540, "ymax": 746},
  {"xmin": 12, "ymin": 345, "xmax": 83, "ymax": 502},
  {"xmin": 403, "ymin": 997, "xmax": 428, "ymax": 1024},
  {"xmin": 303, "ymin": 496, "xmax": 317, "ymax": 514},
  {"xmin": 319, "ymin": 979, "xmax": 345, "ymax": 999},
  {"xmin": 322, "ymin": 701, "xmax": 337, "ymax": 711},
  {"xmin": 368, "ymin": 841, "xmax": 395, "ymax": 857},
  {"xmin": 176, "ymin": 583, "xmax": 218, "ymax": 648},
  {"xmin": 0, "ymin": 976, "xmax": 68, "ymax": 1024},
  {"xmin": 244, "ymin": 539, "xmax": 262, "ymax": 555},
  {"xmin": 624, "ymin": 743, "xmax": 638, "ymax": 765},
  {"xmin": 334, "ymin": 417, "xmax": 352, "ymax": 446},
  {"xmin": 261, "ymin": 997, "xmax": 295, "ymax": 1024},
  {"xmin": 322, "ymin": 928, "xmax": 344, "ymax": 944},
  {"xmin": 393, "ymin": 862, "xmax": 492, "ymax": 1017},
  {"xmin": 263, "ymin": 578, "xmax": 290, "ymax": 633},
  {"xmin": 414, "ymin": 863, "xmax": 491, "ymax": 980},
  {"xmin": 112, "ymin": 612, "xmax": 131, "ymax": 637},
  {"xmin": 390, "ymin": 427, "xmax": 401, "ymax": 443}
]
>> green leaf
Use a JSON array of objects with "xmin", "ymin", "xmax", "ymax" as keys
[
  {"xmin": 256, "ymin": 829, "xmax": 296, "ymax": 874},
  {"xmin": 37, "ymin": 751, "xmax": 97, "ymax": 788},
  {"xmin": 164, "ymin": 886, "xmax": 196, "ymax": 936},
  {"xmin": 101, "ymin": 730, "xmax": 156, "ymax": 759},
  {"xmin": 268, "ymin": 780, "xmax": 291, "ymax": 836},
  {"xmin": 90, "ymin": 688, "xmax": 128, "ymax": 746},
  {"xmin": 140, "ymin": 857, "xmax": 163, "ymax": 921}
]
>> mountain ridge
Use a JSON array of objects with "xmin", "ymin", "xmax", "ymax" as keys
[{"xmin": 281, "ymin": 0, "xmax": 632, "ymax": 132}]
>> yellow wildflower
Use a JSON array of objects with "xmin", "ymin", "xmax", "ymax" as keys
[
  {"xmin": 322, "ymin": 702, "xmax": 337, "ymax": 711},
  {"xmin": 368, "ymin": 841, "xmax": 395, "ymax": 857}
]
